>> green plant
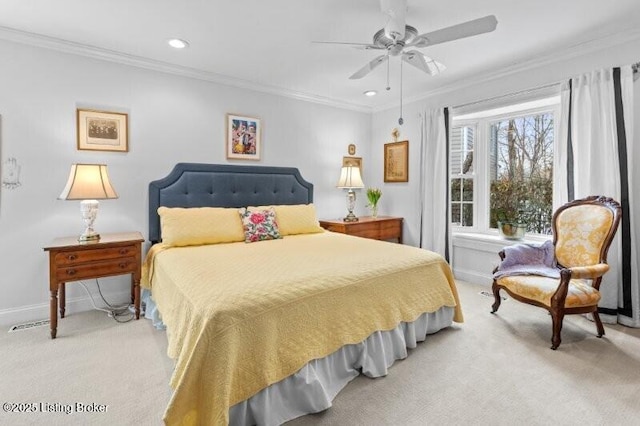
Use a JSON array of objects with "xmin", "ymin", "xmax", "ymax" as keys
[
  {"xmin": 366, "ymin": 187, "xmax": 382, "ymax": 207},
  {"xmin": 490, "ymin": 176, "xmax": 552, "ymax": 234},
  {"xmin": 494, "ymin": 209, "xmax": 522, "ymax": 224}
]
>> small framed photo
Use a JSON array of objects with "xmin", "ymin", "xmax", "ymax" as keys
[
  {"xmin": 342, "ymin": 156, "xmax": 362, "ymax": 174},
  {"xmin": 226, "ymin": 114, "xmax": 261, "ymax": 160},
  {"xmin": 77, "ymin": 109, "xmax": 128, "ymax": 152},
  {"xmin": 384, "ymin": 140, "xmax": 409, "ymax": 182}
]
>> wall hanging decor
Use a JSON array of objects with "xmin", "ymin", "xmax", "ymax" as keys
[
  {"xmin": 2, "ymin": 157, "xmax": 22, "ymax": 190},
  {"xmin": 77, "ymin": 109, "xmax": 128, "ymax": 152},
  {"xmin": 348, "ymin": 143, "xmax": 356, "ymax": 155},
  {"xmin": 391, "ymin": 128, "xmax": 400, "ymax": 142},
  {"xmin": 384, "ymin": 140, "xmax": 408, "ymax": 182},
  {"xmin": 226, "ymin": 114, "xmax": 261, "ymax": 160}
]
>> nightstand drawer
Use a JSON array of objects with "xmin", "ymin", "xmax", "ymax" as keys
[
  {"xmin": 379, "ymin": 222, "xmax": 402, "ymax": 239},
  {"xmin": 319, "ymin": 216, "xmax": 403, "ymax": 244},
  {"xmin": 55, "ymin": 257, "xmax": 137, "ymax": 281},
  {"xmin": 321, "ymin": 224, "xmax": 345, "ymax": 233},
  {"xmin": 55, "ymin": 245, "xmax": 137, "ymax": 265}
]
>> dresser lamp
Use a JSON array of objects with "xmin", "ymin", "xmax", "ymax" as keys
[
  {"xmin": 336, "ymin": 165, "xmax": 364, "ymax": 222},
  {"xmin": 58, "ymin": 164, "xmax": 118, "ymax": 242}
]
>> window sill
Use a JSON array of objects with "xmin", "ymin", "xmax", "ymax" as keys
[{"xmin": 453, "ymin": 231, "xmax": 551, "ymax": 253}]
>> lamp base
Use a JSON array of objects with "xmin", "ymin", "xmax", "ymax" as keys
[
  {"xmin": 78, "ymin": 232, "xmax": 100, "ymax": 242},
  {"xmin": 342, "ymin": 189, "xmax": 359, "ymax": 222},
  {"xmin": 79, "ymin": 199, "xmax": 101, "ymax": 242},
  {"xmin": 343, "ymin": 213, "xmax": 359, "ymax": 222}
]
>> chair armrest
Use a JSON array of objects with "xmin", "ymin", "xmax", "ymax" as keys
[
  {"xmin": 563, "ymin": 263, "xmax": 609, "ymax": 279},
  {"xmin": 492, "ymin": 250, "xmax": 506, "ymax": 274}
]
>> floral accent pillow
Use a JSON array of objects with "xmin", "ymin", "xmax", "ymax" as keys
[{"xmin": 238, "ymin": 207, "xmax": 282, "ymax": 243}]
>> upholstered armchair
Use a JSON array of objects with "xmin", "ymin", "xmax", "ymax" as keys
[{"xmin": 491, "ymin": 196, "xmax": 622, "ymax": 350}]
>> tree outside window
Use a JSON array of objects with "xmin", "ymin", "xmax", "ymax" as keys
[{"xmin": 489, "ymin": 112, "xmax": 554, "ymax": 235}]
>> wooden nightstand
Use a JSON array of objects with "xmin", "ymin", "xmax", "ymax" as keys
[
  {"xmin": 43, "ymin": 231, "xmax": 144, "ymax": 339},
  {"xmin": 319, "ymin": 216, "xmax": 403, "ymax": 243}
]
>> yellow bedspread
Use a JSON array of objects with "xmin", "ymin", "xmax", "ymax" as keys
[{"xmin": 142, "ymin": 231, "xmax": 463, "ymax": 425}]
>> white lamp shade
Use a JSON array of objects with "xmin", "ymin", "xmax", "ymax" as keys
[
  {"xmin": 58, "ymin": 164, "xmax": 118, "ymax": 200},
  {"xmin": 336, "ymin": 166, "xmax": 364, "ymax": 189}
]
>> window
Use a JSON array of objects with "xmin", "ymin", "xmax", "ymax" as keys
[
  {"xmin": 451, "ymin": 97, "xmax": 559, "ymax": 236},
  {"xmin": 450, "ymin": 125, "xmax": 475, "ymax": 226}
]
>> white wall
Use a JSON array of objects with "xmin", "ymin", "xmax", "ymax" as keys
[
  {"xmin": 0, "ymin": 39, "xmax": 371, "ymax": 324},
  {"xmin": 2, "ymin": 35, "xmax": 638, "ymax": 325},
  {"xmin": 370, "ymin": 38, "xmax": 640, "ymax": 283}
]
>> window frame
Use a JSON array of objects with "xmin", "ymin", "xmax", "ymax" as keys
[
  {"xmin": 450, "ymin": 123, "xmax": 477, "ymax": 228},
  {"xmin": 451, "ymin": 101, "xmax": 560, "ymax": 236}
]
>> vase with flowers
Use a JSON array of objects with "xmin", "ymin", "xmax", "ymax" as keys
[{"xmin": 366, "ymin": 187, "xmax": 382, "ymax": 218}]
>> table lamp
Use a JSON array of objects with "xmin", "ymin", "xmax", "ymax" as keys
[
  {"xmin": 336, "ymin": 165, "xmax": 364, "ymax": 222},
  {"xmin": 58, "ymin": 164, "xmax": 118, "ymax": 242}
]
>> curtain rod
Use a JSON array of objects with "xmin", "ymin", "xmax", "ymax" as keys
[
  {"xmin": 454, "ymin": 62, "xmax": 640, "ymax": 110},
  {"xmin": 451, "ymin": 81, "xmax": 560, "ymax": 111}
]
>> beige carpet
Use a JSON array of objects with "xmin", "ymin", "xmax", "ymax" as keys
[{"xmin": 1, "ymin": 281, "xmax": 639, "ymax": 425}]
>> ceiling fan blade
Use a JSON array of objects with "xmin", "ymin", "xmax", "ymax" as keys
[
  {"xmin": 402, "ymin": 51, "xmax": 446, "ymax": 76},
  {"xmin": 408, "ymin": 15, "xmax": 498, "ymax": 48},
  {"xmin": 313, "ymin": 41, "xmax": 374, "ymax": 47},
  {"xmin": 312, "ymin": 41, "xmax": 385, "ymax": 51},
  {"xmin": 380, "ymin": 0, "xmax": 407, "ymax": 40},
  {"xmin": 349, "ymin": 55, "xmax": 389, "ymax": 79}
]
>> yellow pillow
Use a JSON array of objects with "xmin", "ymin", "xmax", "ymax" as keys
[
  {"xmin": 249, "ymin": 204, "xmax": 324, "ymax": 236},
  {"xmin": 158, "ymin": 207, "xmax": 245, "ymax": 246}
]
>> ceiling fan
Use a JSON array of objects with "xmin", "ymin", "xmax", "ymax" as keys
[{"xmin": 315, "ymin": 0, "xmax": 498, "ymax": 81}]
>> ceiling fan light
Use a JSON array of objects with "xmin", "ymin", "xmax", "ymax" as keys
[
  {"xmin": 168, "ymin": 38, "xmax": 189, "ymax": 49},
  {"xmin": 364, "ymin": 90, "xmax": 378, "ymax": 97}
]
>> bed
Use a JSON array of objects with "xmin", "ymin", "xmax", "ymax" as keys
[{"xmin": 142, "ymin": 163, "xmax": 463, "ymax": 425}]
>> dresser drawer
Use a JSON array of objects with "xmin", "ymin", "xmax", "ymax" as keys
[
  {"xmin": 55, "ymin": 257, "xmax": 137, "ymax": 281},
  {"xmin": 54, "ymin": 245, "xmax": 138, "ymax": 265}
]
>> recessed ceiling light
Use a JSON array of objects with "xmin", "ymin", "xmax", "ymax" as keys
[
  {"xmin": 363, "ymin": 90, "xmax": 377, "ymax": 97},
  {"xmin": 168, "ymin": 39, "xmax": 189, "ymax": 49}
]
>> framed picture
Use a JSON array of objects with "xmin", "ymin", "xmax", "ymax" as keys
[
  {"xmin": 384, "ymin": 140, "xmax": 409, "ymax": 182},
  {"xmin": 226, "ymin": 114, "xmax": 261, "ymax": 160},
  {"xmin": 342, "ymin": 156, "xmax": 362, "ymax": 174},
  {"xmin": 77, "ymin": 109, "xmax": 128, "ymax": 152},
  {"xmin": 348, "ymin": 144, "xmax": 356, "ymax": 155}
]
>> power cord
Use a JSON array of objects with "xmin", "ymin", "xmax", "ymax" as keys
[{"xmin": 78, "ymin": 280, "xmax": 134, "ymax": 323}]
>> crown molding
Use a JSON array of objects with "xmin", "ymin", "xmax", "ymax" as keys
[
  {"xmin": 372, "ymin": 27, "xmax": 640, "ymax": 113},
  {"xmin": 2, "ymin": 24, "xmax": 638, "ymax": 116},
  {"xmin": 0, "ymin": 25, "xmax": 372, "ymax": 113}
]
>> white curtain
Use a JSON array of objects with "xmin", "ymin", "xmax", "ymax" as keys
[
  {"xmin": 419, "ymin": 108, "xmax": 450, "ymax": 261},
  {"xmin": 557, "ymin": 66, "xmax": 639, "ymax": 327}
]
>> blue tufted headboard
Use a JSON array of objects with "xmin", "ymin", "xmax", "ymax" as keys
[{"xmin": 148, "ymin": 163, "xmax": 314, "ymax": 244}]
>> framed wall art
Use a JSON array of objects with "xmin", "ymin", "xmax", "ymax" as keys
[
  {"xmin": 342, "ymin": 156, "xmax": 362, "ymax": 174},
  {"xmin": 384, "ymin": 140, "xmax": 408, "ymax": 182},
  {"xmin": 77, "ymin": 109, "xmax": 128, "ymax": 152},
  {"xmin": 226, "ymin": 113, "xmax": 261, "ymax": 160}
]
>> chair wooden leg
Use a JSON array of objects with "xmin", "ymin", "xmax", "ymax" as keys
[
  {"xmin": 550, "ymin": 310, "xmax": 564, "ymax": 350},
  {"xmin": 593, "ymin": 311, "xmax": 605, "ymax": 338},
  {"xmin": 491, "ymin": 281, "xmax": 502, "ymax": 313}
]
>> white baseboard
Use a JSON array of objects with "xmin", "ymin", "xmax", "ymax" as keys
[
  {"xmin": 0, "ymin": 290, "xmax": 131, "ymax": 327},
  {"xmin": 453, "ymin": 268, "xmax": 493, "ymax": 286}
]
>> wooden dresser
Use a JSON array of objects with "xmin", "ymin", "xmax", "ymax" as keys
[
  {"xmin": 319, "ymin": 216, "xmax": 403, "ymax": 243},
  {"xmin": 43, "ymin": 231, "xmax": 144, "ymax": 339}
]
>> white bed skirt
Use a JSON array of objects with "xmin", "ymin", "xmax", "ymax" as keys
[{"xmin": 142, "ymin": 290, "xmax": 454, "ymax": 426}]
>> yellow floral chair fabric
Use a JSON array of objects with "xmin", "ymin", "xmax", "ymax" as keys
[{"xmin": 491, "ymin": 196, "xmax": 621, "ymax": 350}]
